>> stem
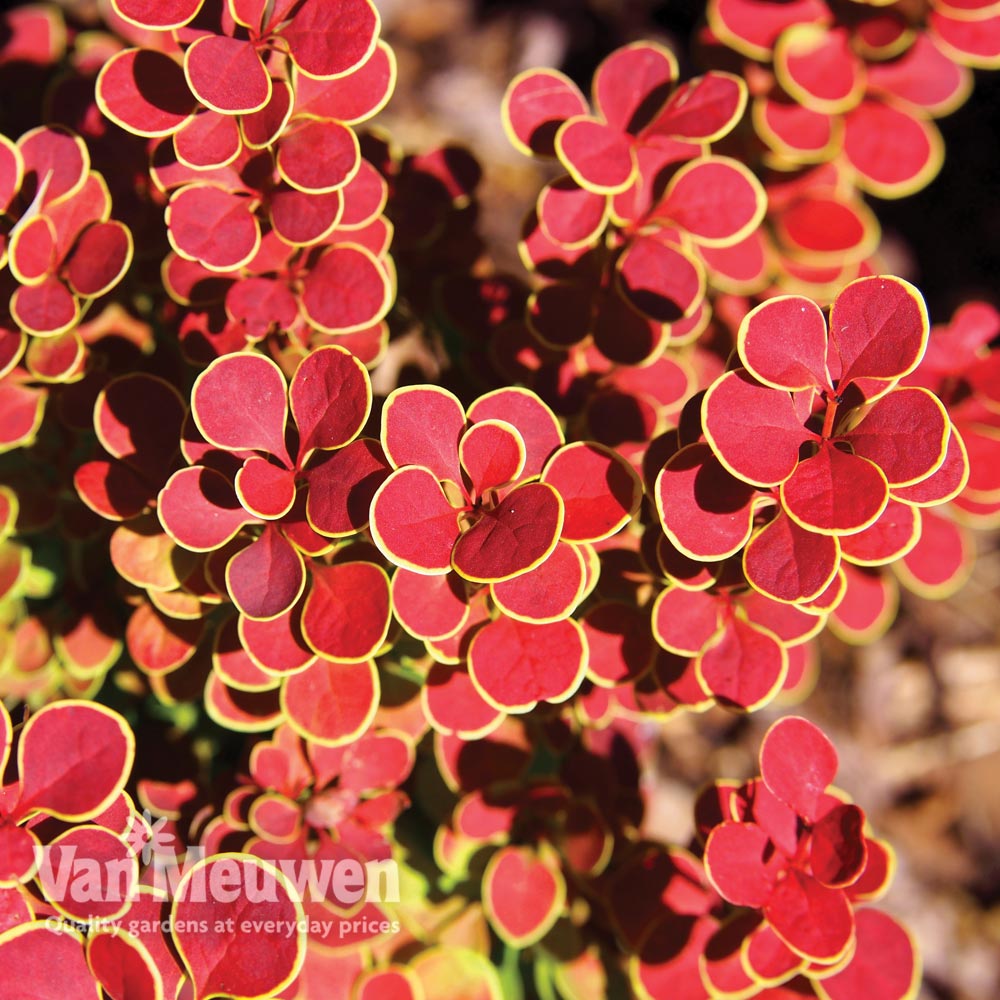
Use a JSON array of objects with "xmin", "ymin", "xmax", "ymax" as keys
[{"xmin": 820, "ymin": 395, "xmax": 839, "ymax": 439}]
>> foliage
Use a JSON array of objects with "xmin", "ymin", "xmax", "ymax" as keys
[{"xmin": 1, "ymin": 0, "xmax": 999, "ymax": 998}]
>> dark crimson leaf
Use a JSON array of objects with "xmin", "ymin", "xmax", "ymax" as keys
[
  {"xmin": 226, "ymin": 525, "xmax": 305, "ymax": 619},
  {"xmin": 306, "ymin": 437, "xmax": 390, "ymax": 537},
  {"xmin": 452, "ymin": 481, "xmax": 563, "ymax": 582},
  {"xmin": 811, "ymin": 803, "xmax": 867, "ymax": 887}
]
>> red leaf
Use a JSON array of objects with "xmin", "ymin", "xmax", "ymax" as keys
[
  {"xmin": 483, "ymin": 845, "xmax": 565, "ymax": 947},
  {"xmin": 370, "ymin": 466, "xmax": 458, "ymax": 574},
  {"xmin": 703, "ymin": 369, "xmax": 810, "ymax": 487},
  {"xmin": 828, "ymin": 275, "xmax": 929, "ymax": 385},
  {"xmin": 86, "ymin": 929, "xmax": 162, "ymax": 1000},
  {"xmin": 184, "ymin": 35, "xmax": 271, "ymax": 114},
  {"xmin": 842, "ymin": 100, "xmax": 942, "ymax": 197},
  {"xmin": 502, "ymin": 68, "xmax": 588, "ymax": 157},
  {"xmin": 491, "ymin": 541, "xmax": 586, "ymax": 624},
  {"xmin": 282, "ymin": 658, "xmax": 378, "ymax": 745},
  {"xmin": 112, "ymin": 0, "xmax": 204, "ymax": 29},
  {"xmin": 96, "ymin": 48, "xmax": 196, "ymax": 137},
  {"xmin": 0, "ymin": 924, "xmax": 98, "ymax": 1000},
  {"xmin": 781, "ymin": 441, "xmax": 889, "ymax": 535},
  {"xmin": 192, "ymin": 352, "xmax": 290, "ymax": 462},
  {"xmin": 738, "ymin": 295, "xmax": 830, "ymax": 391},
  {"xmin": 171, "ymin": 855, "xmax": 305, "ymax": 999},
  {"xmin": 423, "ymin": 661, "xmax": 501, "ymax": 738},
  {"xmin": 459, "ymin": 419, "xmax": 525, "ymax": 496},
  {"xmin": 698, "ymin": 617, "xmax": 788, "ymax": 710},
  {"xmin": 744, "ymin": 510, "xmax": 841, "ymax": 603},
  {"xmin": 235, "ymin": 458, "xmax": 296, "ymax": 519},
  {"xmin": 541, "ymin": 441, "xmax": 640, "ymax": 541},
  {"xmin": 655, "ymin": 443, "xmax": 759, "ymax": 560},
  {"xmin": 593, "ymin": 41, "xmax": 677, "ymax": 132},
  {"xmin": 11, "ymin": 276, "xmax": 78, "ymax": 336},
  {"xmin": 817, "ymin": 908, "xmax": 918, "ymax": 1000},
  {"xmin": 300, "ymin": 560, "xmax": 390, "ymax": 661},
  {"xmin": 468, "ymin": 615, "xmax": 586, "ymax": 711},
  {"xmin": 381, "ymin": 385, "xmax": 465, "ymax": 483},
  {"xmin": 226, "ymin": 526, "xmax": 305, "ymax": 620},
  {"xmin": 466, "ymin": 387, "xmax": 564, "ymax": 478},
  {"xmin": 616, "ymin": 234, "xmax": 705, "ymax": 323},
  {"xmin": 239, "ymin": 602, "xmax": 316, "ymax": 675},
  {"xmin": 299, "ymin": 244, "xmax": 391, "ymax": 333},
  {"xmin": 278, "ymin": 119, "xmax": 360, "ymax": 193},
  {"xmin": 453, "ymin": 481, "xmax": 563, "ymax": 582},
  {"xmin": 556, "ymin": 116, "xmax": 635, "ymax": 194},
  {"xmin": 289, "ymin": 345, "xmax": 371, "ymax": 459},
  {"xmin": 764, "ymin": 869, "xmax": 854, "ymax": 962},
  {"xmin": 649, "ymin": 71, "xmax": 747, "ymax": 141},
  {"xmin": 174, "ymin": 109, "xmax": 242, "ymax": 169},
  {"xmin": 14, "ymin": 702, "xmax": 134, "ymax": 821},
  {"xmin": 158, "ymin": 466, "xmax": 259, "ymax": 551},
  {"xmin": 394, "ymin": 569, "xmax": 469, "ymax": 640},
  {"xmin": 167, "ymin": 185, "xmax": 260, "ymax": 272},
  {"xmin": 657, "ymin": 156, "xmax": 765, "ymax": 246},
  {"xmin": 281, "ymin": 0, "xmax": 379, "ymax": 79},
  {"xmin": 293, "ymin": 41, "xmax": 396, "ymax": 124},
  {"xmin": 760, "ymin": 716, "xmax": 838, "ymax": 821}
]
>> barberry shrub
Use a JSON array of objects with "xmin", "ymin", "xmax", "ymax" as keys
[{"xmin": 1, "ymin": 1, "xmax": 998, "ymax": 998}]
